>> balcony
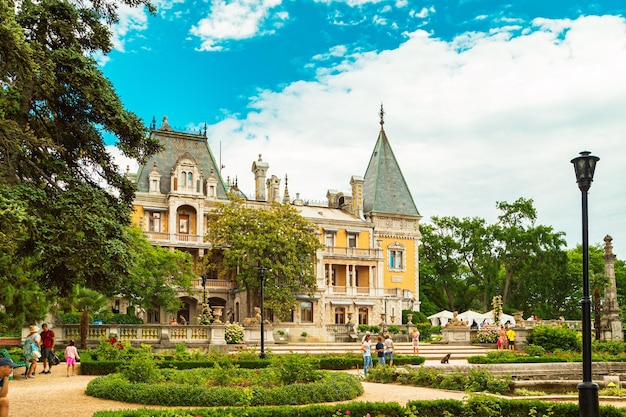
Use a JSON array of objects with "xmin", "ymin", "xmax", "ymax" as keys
[
  {"xmin": 143, "ymin": 231, "xmax": 211, "ymax": 248},
  {"xmin": 323, "ymin": 246, "xmax": 382, "ymax": 260},
  {"xmin": 384, "ymin": 288, "xmax": 414, "ymax": 299},
  {"xmin": 192, "ymin": 278, "xmax": 233, "ymax": 290}
]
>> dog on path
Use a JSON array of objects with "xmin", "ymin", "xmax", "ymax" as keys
[{"xmin": 440, "ymin": 353, "xmax": 451, "ymax": 364}]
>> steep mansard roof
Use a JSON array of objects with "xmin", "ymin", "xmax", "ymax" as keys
[
  {"xmin": 136, "ymin": 125, "xmax": 228, "ymax": 199},
  {"xmin": 362, "ymin": 122, "xmax": 420, "ymax": 217}
]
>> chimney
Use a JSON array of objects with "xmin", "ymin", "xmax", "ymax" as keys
[
  {"xmin": 251, "ymin": 154, "xmax": 269, "ymax": 202},
  {"xmin": 350, "ymin": 176, "xmax": 364, "ymax": 219}
]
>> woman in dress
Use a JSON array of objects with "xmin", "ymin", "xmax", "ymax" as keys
[
  {"xmin": 23, "ymin": 325, "xmax": 41, "ymax": 378},
  {"xmin": 411, "ymin": 327, "xmax": 420, "ymax": 355},
  {"xmin": 498, "ymin": 325, "xmax": 508, "ymax": 350}
]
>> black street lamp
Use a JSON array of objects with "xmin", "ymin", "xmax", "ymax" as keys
[
  {"xmin": 258, "ymin": 265, "xmax": 267, "ymax": 359},
  {"xmin": 571, "ymin": 150, "xmax": 600, "ymax": 417},
  {"xmin": 201, "ymin": 273, "xmax": 208, "ymax": 305}
]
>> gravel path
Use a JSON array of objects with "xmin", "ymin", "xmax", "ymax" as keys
[{"xmin": 6, "ymin": 364, "xmax": 626, "ymax": 417}]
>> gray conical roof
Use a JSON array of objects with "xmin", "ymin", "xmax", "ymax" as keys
[{"xmin": 362, "ymin": 126, "xmax": 420, "ymax": 216}]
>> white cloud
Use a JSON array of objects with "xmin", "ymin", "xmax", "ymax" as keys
[
  {"xmin": 189, "ymin": 0, "xmax": 286, "ymax": 51},
  {"xmin": 201, "ymin": 14, "xmax": 626, "ymax": 255},
  {"xmin": 109, "ymin": 3, "xmax": 150, "ymax": 52}
]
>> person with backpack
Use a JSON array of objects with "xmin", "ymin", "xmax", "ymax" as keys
[
  {"xmin": 39, "ymin": 324, "xmax": 55, "ymax": 374},
  {"xmin": 23, "ymin": 326, "xmax": 41, "ymax": 379}
]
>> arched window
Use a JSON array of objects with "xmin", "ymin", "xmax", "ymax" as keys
[
  {"xmin": 188, "ymin": 172, "xmax": 193, "ymax": 187},
  {"xmin": 180, "ymin": 171, "xmax": 186, "ymax": 187}
]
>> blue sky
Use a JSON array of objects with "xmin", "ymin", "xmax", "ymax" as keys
[{"xmin": 104, "ymin": 0, "xmax": 626, "ymax": 256}]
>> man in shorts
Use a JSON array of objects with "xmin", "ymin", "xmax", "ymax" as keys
[{"xmin": 39, "ymin": 323, "xmax": 56, "ymax": 374}]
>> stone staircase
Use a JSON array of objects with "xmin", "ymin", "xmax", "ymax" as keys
[{"xmin": 261, "ymin": 342, "xmax": 494, "ymax": 361}]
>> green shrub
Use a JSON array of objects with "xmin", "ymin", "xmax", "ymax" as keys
[
  {"xmin": 86, "ymin": 369, "xmax": 361, "ymax": 407},
  {"xmin": 402, "ymin": 309, "xmax": 428, "ymax": 324},
  {"xmin": 271, "ymin": 353, "xmax": 319, "ymax": 385},
  {"xmin": 526, "ymin": 324, "xmax": 581, "ymax": 352},
  {"xmin": 224, "ymin": 323, "xmax": 244, "ymax": 344},
  {"xmin": 92, "ymin": 402, "xmax": 405, "ymax": 417},
  {"xmin": 364, "ymin": 364, "xmax": 396, "ymax": 383},
  {"xmin": 120, "ymin": 354, "xmax": 164, "ymax": 384},
  {"xmin": 594, "ymin": 340, "xmax": 626, "ymax": 355},
  {"xmin": 524, "ymin": 344, "xmax": 546, "ymax": 356},
  {"xmin": 107, "ymin": 314, "xmax": 144, "ymax": 324},
  {"xmin": 387, "ymin": 325, "xmax": 400, "ymax": 334}
]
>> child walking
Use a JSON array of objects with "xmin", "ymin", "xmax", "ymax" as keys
[{"xmin": 64, "ymin": 340, "xmax": 80, "ymax": 377}]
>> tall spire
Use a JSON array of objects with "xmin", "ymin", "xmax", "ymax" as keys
[
  {"xmin": 282, "ymin": 173, "xmax": 291, "ymax": 204},
  {"xmin": 363, "ymin": 105, "xmax": 419, "ymax": 217}
]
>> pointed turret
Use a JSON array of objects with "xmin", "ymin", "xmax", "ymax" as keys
[
  {"xmin": 362, "ymin": 104, "xmax": 419, "ymax": 216},
  {"xmin": 283, "ymin": 174, "xmax": 291, "ymax": 204}
]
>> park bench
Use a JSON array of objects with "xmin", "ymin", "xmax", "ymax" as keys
[{"xmin": 0, "ymin": 348, "xmax": 29, "ymax": 376}]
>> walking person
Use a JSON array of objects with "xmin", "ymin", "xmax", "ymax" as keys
[
  {"xmin": 0, "ymin": 357, "xmax": 18, "ymax": 417},
  {"xmin": 411, "ymin": 327, "xmax": 420, "ymax": 355},
  {"xmin": 64, "ymin": 340, "xmax": 80, "ymax": 377},
  {"xmin": 383, "ymin": 333, "xmax": 395, "ymax": 366},
  {"xmin": 361, "ymin": 333, "xmax": 373, "ymax": 376},
  {"xmin": 375, "ymin": 335, "xmax": 385, "ymax": 366},
  {"xmin": 23, "ymin": 325, "xmax": 41, "ymax": 379},
  {"xmin": 39, "ymin": 323, "xmax": 55, "ymax": 374}
]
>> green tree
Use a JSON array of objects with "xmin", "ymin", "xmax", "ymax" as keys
[
  {"xmin": 120, "ymin": 227, "xmax": 195, "ymax": 316},
  {"xmin": 494, "ymin": 198, "xmax": 568, "ymax": 309},
  {"xmin": 0, "ymin": 184, "xmax": 48, "ymax": 329},
  {"xmin": 419, "ymin": 221, "xmax": 479, "ymax": 312},
  {"xmin": 73, "ymin": 287, "xmax": 108, "ymax": 349},
  {"xmin": 0, "ymin": 0, "xmax": 161, "ymax": 296},
  {"xmin": 205, "ymin": 198, "xmax": 322, "ymax": 319}
]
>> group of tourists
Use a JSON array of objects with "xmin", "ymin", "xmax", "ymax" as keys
[
  {"xmin": 360, "ymin": 327, "xmax": 421, "ymax": 376},
  {"xmin": 22, "ymin": 324, "xmax": 81, "ymax": 379},
  {"xmin": 0, "ymin": 324, "xmax": 81, "ymax": 416}
]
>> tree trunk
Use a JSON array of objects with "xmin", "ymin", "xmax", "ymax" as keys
[
  {"xmin": 593, "ymin": 288, "xmax": 602, "ymax": 341},
  {"xmin": 79, "ymin": 309, "xmax": 89, "ymax": 350}
]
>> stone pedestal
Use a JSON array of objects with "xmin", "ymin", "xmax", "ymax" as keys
[
  {"xmin": 441, "ymin": 327, "xmax": 470, "ymax": 344},
  {"xmin": 513, "ymin": 327, "xmax": 529, "ymax": 351},
  {"xmin": 209, "ymin": 324, "xmax": 226, "ymax": 345},
  {"xmin": 244, "ymin": 325, "xmax": 275, "ymax": 344}
]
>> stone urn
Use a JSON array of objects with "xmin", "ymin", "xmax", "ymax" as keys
[{"xmin": 213, "ymin": 306, "xmax": 224, "ymax": 324}]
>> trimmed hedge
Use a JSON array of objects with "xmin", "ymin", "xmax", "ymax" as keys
[
  {"xmin": 90, "ymin": 397, "xmax": 626, "ymax": 417},
  {"xmin": 86, "ymin": 370, "xmax": 362, "ymax": 407},
  {"xmin": 80, "ymin": 352, "xmax": 425, "ymax": 375},
  {"xmin": 406, "ymin": 396, "xmax": 626, "ymax": 417},
  {"xmin": 92, "ymin": 401, "xmax": 405, "ymax": 417}
]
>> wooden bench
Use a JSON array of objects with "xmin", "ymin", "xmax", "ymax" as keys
[{"xmin": 0, "ymin": 348, "xmax": 30, "ymax": 376}]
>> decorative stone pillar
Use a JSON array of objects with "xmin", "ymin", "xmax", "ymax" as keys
[{"xmin": 601, "ymin": 235, "xmax": 623, "ymax": 341}]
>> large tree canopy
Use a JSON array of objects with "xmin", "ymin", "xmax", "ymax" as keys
[
  {"xmin": 420, "ymin": 198, "xmax": 570, "ymax": 318},
  {"xmin": 205, "ymin": 198, "xmax": 322, "ymax": 319},
  {"xmin": 0, "ymin": 0, "xmax": 162, "ymax": 299}
]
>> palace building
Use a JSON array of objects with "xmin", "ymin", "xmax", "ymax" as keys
[{"xmin": 128, "ymin": 107, "xmax": 422, "ymax": 341}]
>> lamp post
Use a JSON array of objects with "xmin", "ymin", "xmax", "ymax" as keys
[
  {"xmin": 201, "ymin": 274, "xmax": 207, "ymax": 305},
  {"xmin": 258, "ymin": 265, "xmax": 267, "ymax": 359},
  {"xmin": 571, "ymin": 150, "xmax": 600, "ymax": 417}
]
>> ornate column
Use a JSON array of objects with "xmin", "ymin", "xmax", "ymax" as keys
[{"xmin": 601, "ymin": 235, "xmax": 623, "ymax": 341}]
